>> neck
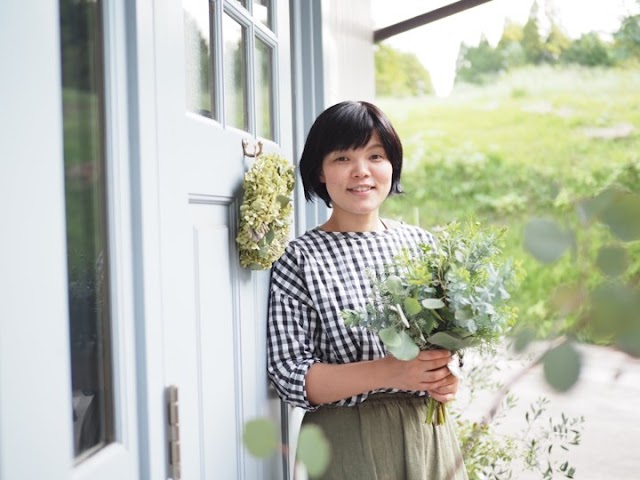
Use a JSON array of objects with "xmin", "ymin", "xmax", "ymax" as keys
[{"xmin": 321, "ymin": 212, "xmax": 386, "ymax": 233}]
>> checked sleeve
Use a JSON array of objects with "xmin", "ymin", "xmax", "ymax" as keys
[{"xmin": 267, "ymin": 248, "xmax": 321, "ymax": 411}]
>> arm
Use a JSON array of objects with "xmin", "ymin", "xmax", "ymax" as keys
[{"xmin": 306, "ymin": 349, "xmax": 457, "ymax": 406}]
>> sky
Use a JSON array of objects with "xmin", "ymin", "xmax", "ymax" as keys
[{"xmin": 372, "ymin": 0, "xmax": 640, "ymax": 96}]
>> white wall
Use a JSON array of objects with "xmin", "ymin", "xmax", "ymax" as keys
[{"xmin": 321, "ymin": 0, "xmax": 375, "ymax": 105}]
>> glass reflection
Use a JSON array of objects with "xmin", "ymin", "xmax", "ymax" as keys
[
  {"xmin": 255, "ymin": 37, "xmax": 273, "ymax": 139},
  {"xmin": 253, "ymin": 0, "xmax": 271, "ymax": 29},
  {"xmin": 59, "ymin": 0, "xmax": 113, "ymax": 458},
  {"xmin": 223, "ymin": 14, "xmax": 247, "ymax": 131},
  {"xmin": 184, "ymin": 0, "xmax": 213, "ymax": 118}
]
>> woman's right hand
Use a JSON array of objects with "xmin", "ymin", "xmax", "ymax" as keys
[{"xmin": 380, "ymin": 349, "xmax": 453, "ymax": 392}]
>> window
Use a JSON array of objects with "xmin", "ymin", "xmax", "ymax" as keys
[
  {"xmin": 183, "ymin": 0, "xmax": 277, "ymax": 140},
  {"xmin": 59, "ymin": 0, "xmax": 114, "ymax": 459}
]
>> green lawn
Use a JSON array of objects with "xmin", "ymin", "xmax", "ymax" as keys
[{"xmin": 378, "ymin": 65, "xmax": 640, "ymax": 339}]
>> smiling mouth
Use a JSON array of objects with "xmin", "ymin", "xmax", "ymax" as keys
[{"xmin": 348, "ymin": 186, "xmax": 374, "ymax": 192}]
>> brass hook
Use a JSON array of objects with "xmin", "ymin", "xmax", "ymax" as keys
[{"xmin": 242, "ymin": 139, "xmax": 263, "ymax": 158}]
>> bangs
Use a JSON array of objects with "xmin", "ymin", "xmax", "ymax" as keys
[{"xmin": 325, "ymin": 109, "xmax": 376, "ymax": 152}]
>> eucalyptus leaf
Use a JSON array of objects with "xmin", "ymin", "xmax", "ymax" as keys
[
  {"xmin": 576, "ymin": 187, "xmax": 618, "ymax": 223},
  {"xmin": 596, "ymin": 245, "xmax": 629, "ymax": 277},
  {"xmin": 597, "ymin": 191, "xmax": 640, "ymax": 241},
  {"xmin": 588, "ymin": 282, "xmax": 631, "ymax": 338},
  {"xmin": 379, "ymin": 327, "xmax": 402, "ymax": 348},
  {"xmin": 385, "ymin": 275, "xmax": 404, "ymax": 296},
  {"xmin": 404, "ymin": 297, "xmax": 422, "ymax": 316},
  {"xmin": 242, "ymin": 418, "xmax": 278, "ymax": 458},
  {"xmin": 427, "ymin": 331, "xmax": 469, "ymax": 351},
  {"xmin": 388, "ymin": 330, "xmax": 419, "ymax": 360},
  {"xmin": 422, "ymin": 298, "xmax": 445, "ymax": 309},
  {"xmin": 297, "ymin": 424, "xmax": 331, "ymax": 477},
  {"xmin": 523, "ymin": 218, "xmax": 573, "ymax": 263},
  {"xmin": 543, "ymin": 342, "xmax": 581, "ymax": 392}
]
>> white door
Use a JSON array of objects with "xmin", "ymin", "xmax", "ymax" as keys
[
  {"xmin": 148, "ymin": 1, "xmax": 293, "ymax": 478},
  {"xmin": 0, "ymin": 1, "xmax": 139, "ymax": 479}
]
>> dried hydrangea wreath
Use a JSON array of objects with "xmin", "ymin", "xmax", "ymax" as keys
[{"xmin": 236, "ymin": 152, "xmax": 295, "ymax": 270}]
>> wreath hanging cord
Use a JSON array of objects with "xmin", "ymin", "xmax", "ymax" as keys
[{"xmin": 236, "ymin": 151, "xmax": 295, "ymax": 270}]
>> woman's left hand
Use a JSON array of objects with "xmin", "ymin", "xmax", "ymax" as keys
[{"xmin": 427, "ymin": 372, "xmax": 459, "ymax": 404}]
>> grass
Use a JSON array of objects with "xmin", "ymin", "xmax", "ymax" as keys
[{"xmin": 378, "ymin": 65, "xmax": 640, "ymax": 338}]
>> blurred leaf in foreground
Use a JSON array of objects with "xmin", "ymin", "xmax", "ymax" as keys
[
  {"xmin": 242, "ymin": 418, "xmax": 278, "ymax": 458},
  {"xmin": 543, "ymin": 342, "xmax": 581, "ymax": 392},
  {"xmin": 297, "ymin": 424, "xmax": 331, "ymax": 477},
  {"xmin": 523, "ymin": 218, "xmax": 573, "ymax": 263}
]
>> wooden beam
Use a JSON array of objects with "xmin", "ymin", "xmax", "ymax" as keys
[{"xmin": 373, "ymin": 0, "xmax": 494, "ymax": 43}]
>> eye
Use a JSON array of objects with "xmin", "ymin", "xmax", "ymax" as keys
[
  {"xmin": 334, "ymin": 156, "xmax": 349, "ymax": 162},
  {"xmin": 370, "ymin": 153, "xmax": 386, "ymax": 161}
]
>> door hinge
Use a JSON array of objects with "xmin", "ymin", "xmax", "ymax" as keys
[{"xmin": 167, "ymin": 385, "xmax": 181, "ymax": 480}]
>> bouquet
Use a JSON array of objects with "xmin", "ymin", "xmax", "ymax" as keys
[{"xmin": 342, "ymin": 220, "xmax": 520, "ymax": 425}]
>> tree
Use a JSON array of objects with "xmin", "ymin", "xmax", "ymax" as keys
[
  {"xmin": 613, "ymin": 14, "xmax": 640, "ymax": 63},
  {"xmin": 543, "ymin": 22, "xmax": 571, "ymax": 63},
  {"xmin": 497, "ymin": 20, "xmax": 527, "ymax": 69},
  {"xmin": 375, "ymin": 44, "xmax": 433, "ymax": 97},
  {"xmin": 456, "ymin": 37, "xmax": 504, "ymax": 84},
  {"xmin": 522, "ymin": 1, "xmax": 545, "ymax": 64},
  {"xmin": 561, "ymin": 32, "xmax": 614, "ymax": 67}
]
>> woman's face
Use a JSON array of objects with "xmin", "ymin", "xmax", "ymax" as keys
[{"xmin": 319, "ymin": 131, "xmax": 393, "ymax": 221}]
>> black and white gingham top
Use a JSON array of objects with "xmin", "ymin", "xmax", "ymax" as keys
[{"xmin": 267, "ymin": 222, "xmax": 436, "ymax": 411}]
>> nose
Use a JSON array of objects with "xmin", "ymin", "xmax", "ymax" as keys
[{"xmin": 351, "ymin": 157, "xmax": 370, "ymax": 177}]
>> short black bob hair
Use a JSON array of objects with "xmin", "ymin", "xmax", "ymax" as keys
[{"xmin": 299, "ymin": 101, "xmax": 403, "ymax": 207}]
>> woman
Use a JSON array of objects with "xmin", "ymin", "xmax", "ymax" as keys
[{"xmin": 267, "ymin": 101, "xmax": 467, "ymax": 479}]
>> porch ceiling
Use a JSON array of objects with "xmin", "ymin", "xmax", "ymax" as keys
[{"xmin": 373, "ymin": 0, "xmax": 493, "ymax": 43}]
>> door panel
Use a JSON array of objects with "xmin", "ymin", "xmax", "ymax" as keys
[
  {"xmin": 191, "ymin": 199, "xmax": 241, "ymax": 479},
  {"xmin": 153, "ymin": 0, "xmax": 292, "ymax": 478},
  {"xmin": 0, "ymin": 1, "xmax": 139, "ymax": 479},
  {"xmin": 0, "ymin": 2, "xmax": 72, "ymax": 478}
]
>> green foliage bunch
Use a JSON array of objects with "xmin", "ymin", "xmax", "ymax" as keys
[
  {"xmin": 343, "ymin": 220, "xmax": 520, "ymax": 424},
  {"xmin": 236, "ymin": 153, "xmax": 295, "ymax": 270}
]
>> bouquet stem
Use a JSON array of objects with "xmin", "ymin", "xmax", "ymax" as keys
[{"xmin": 425, "ymin": 397, "xmax": 447, "ymax": 425}]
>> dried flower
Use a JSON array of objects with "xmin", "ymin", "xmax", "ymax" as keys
[{"xmin": 236, "ymin": 153, "xmax": 295, "ymax": 269}]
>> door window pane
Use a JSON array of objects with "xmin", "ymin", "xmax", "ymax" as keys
[
  {"xmin": 59, "ymin": 0, "xmax": 114, "ymax": 458},
  {"xmin": 253, "ymin": 0, "xmax": 271, "ymax": 29},
  {"xmin": 184, "ymin": 0, "xmax": 214, "ymax": 118},
  {"xmin": 255, "ymin": 37, "xmax": 273, "ymax": 139},
  {"xmin": 223, "ymin": 14, "xmax": 247, "ymax": 130}
]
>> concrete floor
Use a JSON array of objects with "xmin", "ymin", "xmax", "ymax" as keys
[{"xmin": 458, "ymin": 343, "xmax": 640, "ymax": 479}]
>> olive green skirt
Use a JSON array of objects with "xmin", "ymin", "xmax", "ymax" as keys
[{"xmin": 301, "ymin": 393, "xmax": 468, "ymax": 480}]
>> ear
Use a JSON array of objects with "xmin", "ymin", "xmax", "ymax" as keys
[{"xmin": 319, "ymin": 170, "xmax": 325, "ymax": 183}]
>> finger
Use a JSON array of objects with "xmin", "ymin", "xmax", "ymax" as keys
[
  {"xmin": 431, "ymin": 380, "xmax": 458, "ymax": 395},
  {"xmin": 417, "ymin": 350, "xmax": 452, "ymax": 361},
  {"xmin": 420, "ymin": 367, "xmax": 454, "ymax": 387},
  {"xmin": 429, "ymin": 391, "xmax": 456, "ymax": 404},
  {"xmin": 420, "ymin": 356, "xmax": 453, "ymax": 371},
  {"xmin": 424, "ymin": 370, "xmax": 460, "ymax": 390}
]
